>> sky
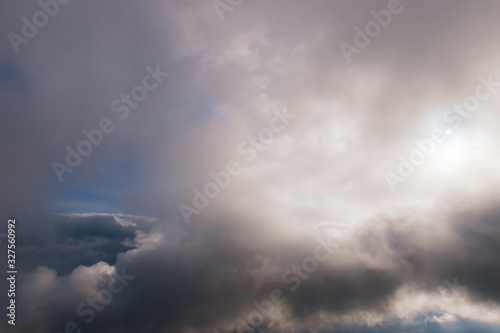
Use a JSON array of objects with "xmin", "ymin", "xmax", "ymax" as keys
[{"xmin": 1, "ymin": 0, "xmax": 500, "ymax": 332}]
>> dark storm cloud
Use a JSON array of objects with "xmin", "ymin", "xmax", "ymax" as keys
[
  {"xmin": 0, "ymin": 196, "xmax": 497, "ymax": 333},
  {"xmin": 16, "ymin": 213, "xmax": 139, "ymax": 275},
  {"xmin": 385, "ymin": 204, "xmax": 500, "ymax": 304},
  {"xmin": 7, "ymin": 202, "xmax": 500, "ymax": 333}
]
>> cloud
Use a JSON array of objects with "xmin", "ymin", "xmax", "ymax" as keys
[{"xmin": 2, "ymin": 0, "xmax": 500, "ymax": 332}]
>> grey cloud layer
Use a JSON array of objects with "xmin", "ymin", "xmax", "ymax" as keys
[
  {"xmin": 1, "ymin": 0, "xmax": 500, "ymax": 332},
  {"xmin": 4, "ymin": 202, "xmax": 500, "ymax": 332}
]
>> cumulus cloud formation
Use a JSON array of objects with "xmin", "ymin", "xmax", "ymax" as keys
[{"xmin": 1, "ymin": 0, "xmax": 500, "ymax": 332}]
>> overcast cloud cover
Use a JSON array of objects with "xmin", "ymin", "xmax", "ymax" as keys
[{"xmin": 1, "ymin": 0, "xmax": 500, "ymax": 332}]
